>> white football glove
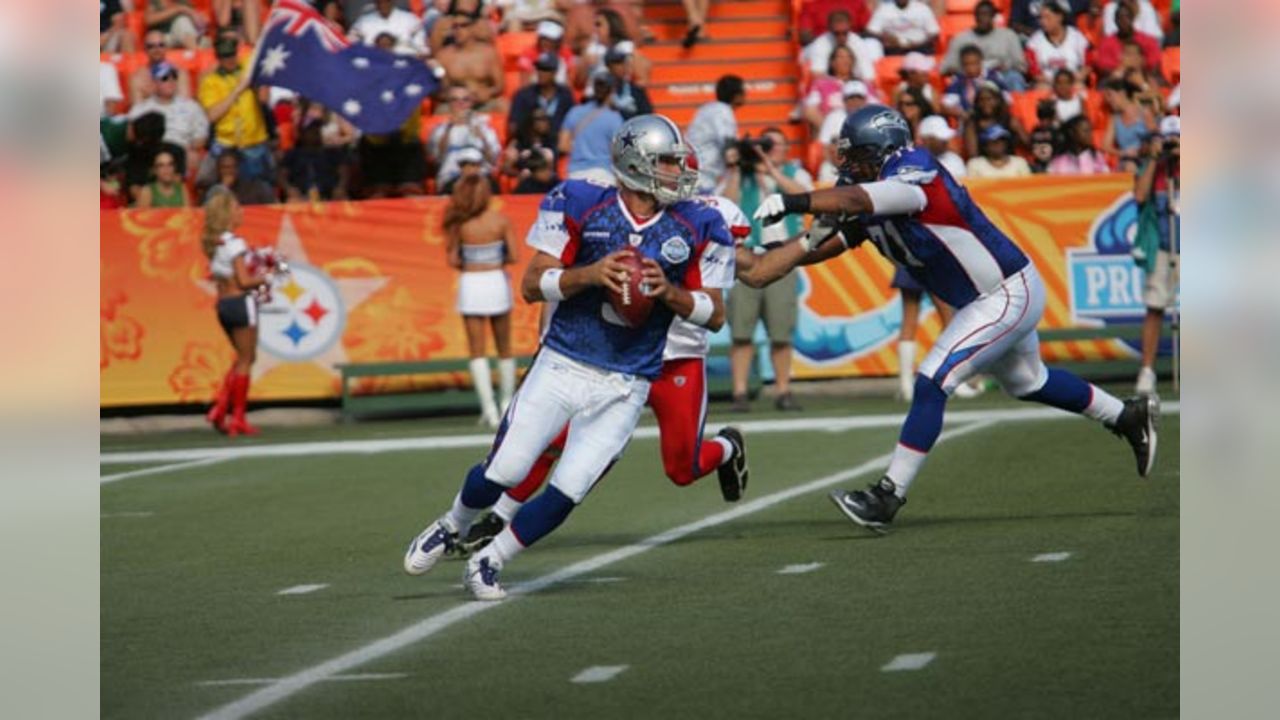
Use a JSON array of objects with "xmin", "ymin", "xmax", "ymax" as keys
[{"xmin": 753, "ymin": 193, "xmax": 788, "ymax": 226}]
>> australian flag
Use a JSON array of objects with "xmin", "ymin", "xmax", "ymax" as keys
[{"xmin": 251, "ymin": 0, "xmax": 438, "ymax": 134}]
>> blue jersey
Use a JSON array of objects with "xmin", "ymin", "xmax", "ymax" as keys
[
  {"xmin": 862, "ymin": 147, "xmax": 1029, "ymax": 308},
  {"xmin": 528, "ymin": 180, "xmax": 735, "ymax": 379}
]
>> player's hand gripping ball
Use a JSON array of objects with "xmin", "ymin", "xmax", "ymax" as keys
[{"xmin": 604, "ymin": 247, "xmax": 655, "ymax": 328}]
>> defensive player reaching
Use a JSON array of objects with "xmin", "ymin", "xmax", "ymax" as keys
[
  {"xmin": 403, "ymin": 114, "xmax": 736, "ymax": 598},
  {"xmin": 456, "ymin": 195, "xmax": 757, "ymax": 554},
  {"xmin": 750, "ymin": 105, "xmax": 1157, "ymax": 533}
]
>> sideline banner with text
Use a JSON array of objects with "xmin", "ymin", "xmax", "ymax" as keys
[{"xmin": 101, "ymin": 175, "xmax": 1148, "ymax": 407}]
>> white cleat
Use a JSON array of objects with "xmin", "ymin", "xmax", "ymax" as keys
[
  {"xmin": 463, "ymin": 555, "xmax": 507, "ymax": 601},
  {"xmin": 402, "ymin": 519, "xmax": 458, "ymax": 576}
]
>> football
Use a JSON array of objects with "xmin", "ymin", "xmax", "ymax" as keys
[{"xmin": 605, "ymin": 247, "xmax": 655, "ymax": 328}]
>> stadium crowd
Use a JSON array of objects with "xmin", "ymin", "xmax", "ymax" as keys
[{"xmin": 101, "ymin": 0, "xmax": 1181, "ymax": 209}]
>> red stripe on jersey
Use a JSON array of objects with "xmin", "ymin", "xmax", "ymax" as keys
[
  {"xmin": 560, "ymin": 216, "xmax": 581, "ymax": 265},
  {"xmin": 916, "ymin": 177, "xmax": 968, "ymax": 228}
]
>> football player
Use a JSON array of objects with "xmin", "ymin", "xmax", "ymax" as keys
[
  {"xmin": 402, "ymin": 114, "xmax": 736, "ymax": 599},
  {"xmin": 750, "ymin": 104, "xmax": 1158, "ymax": 533}
]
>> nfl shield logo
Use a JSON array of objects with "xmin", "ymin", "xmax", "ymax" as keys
[{"xmin": 629, "ymin": 233, "xmax": 644, "ymax": 246}]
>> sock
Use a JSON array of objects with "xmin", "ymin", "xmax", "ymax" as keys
[
  {"xmin": 1022, "ymin": 369, "xmax": 1123, "ymax": 426},
  {"xmin": 492, "ymin": 492, "xmax": 524, "ymax": 523},
  {"xmin": 447, "ymin": 462, "xmax": 504, "ymax": 533},
  {"xmin": 886, "ymin": 375, "xmax": 948, "ymax": 496},
  {"xmin": 497, "ymin": 357, "xmax": 516, "ymax": 412},
  {"xmin": 469, "ymin": 358, "xmax": 499, "ymax": 425},
  {"xmin": 897, "ymin": 341, "xmax": 916, "ymax": 399},
  {"xmin": 508, "ymin": 485, "xmax": 576, "ymax": 549},
  {"xmin": 703, "ymin": 436, "xmax": 730, "ymax": 472},
  {"xmin": 478, "ymin": 526, "xmax": 526, "ymax": 569}
]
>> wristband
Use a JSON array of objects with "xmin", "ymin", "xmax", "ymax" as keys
[
  {"xmin": 686, "ymin": 291, "xmax": 714, "ymax": 327},
  {"xmin": 782, "ymin": 193, "xmax": 811, "ymax": 214},
  {"xmin": 539, "ymin": 268, "xmax": 565, "ymax": 301}
]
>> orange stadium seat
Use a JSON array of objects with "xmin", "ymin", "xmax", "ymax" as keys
[
  {"xmin": 939, "ymin": 13, "xmax": 977, "ymax": 56},
  {"xmin": 946, "ymin": 0, "xmax": 981, "ymax": 12},
  {"xmin": 497, "ymin": 32, "xmax": 538, "ymax": 71},
  {"xmin": 874, "ymin": 55, "xmax": 905, "ymax": 100},
  {"xmin": 1163, "ymin": 46, "xmax": 1180, "ymax": 85},
  {"xmin": 1010, "ymin": 89, "xmax": 1051, "ymax": 129}
]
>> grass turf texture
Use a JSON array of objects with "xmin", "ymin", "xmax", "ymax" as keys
[{"xmin": 102, "ymin": 393, "xmax": 1178, "ymax": 719}]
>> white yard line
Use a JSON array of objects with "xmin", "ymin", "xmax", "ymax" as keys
[
  {"xmin": 276, "ymin": 584, "xmax": 329, "ymax": 596},
  {"xmin": 881, "ymin": 653, "xmax": 937, "ymax": 672},
  {"xmin": 198, "ymin": 673, "xmax": 405, "ymax": 688},
  {"xmin": 99, "ymin": 457, "xmax": 229, "ymax": 484},
  {"xmin": 195, "ymin": 419, "xmax": 997, "ymax": 720},
  {"xmin": 1031, "ymin": 552, "xmax": 1073, "ymax": 563},
  {"xmin": 777, "ymin": 562, "xmax": 825, "ymax": 575},
  {"xmin": 570, "ymin": 666, "xmax": 629, "ymax": 684},
  {"xmin": 102, "ymin": 402, "xmax": 1180, "ymax": 467}
]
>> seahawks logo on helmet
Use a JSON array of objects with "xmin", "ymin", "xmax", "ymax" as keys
[{"xmin": 867, "ymin": 111, "xmax": 910, "ymax": 135}]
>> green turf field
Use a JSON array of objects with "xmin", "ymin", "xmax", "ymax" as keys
[{"xmin": 101, "ymin": 389, "xmax": 1178, "ymax": 719}]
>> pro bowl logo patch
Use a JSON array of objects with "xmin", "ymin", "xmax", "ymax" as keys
[
  {"xmin": 257, "ymin": 261, "xmax": 346, "ymax": 362},
  {"xmin": 661, "ymin": 236, "xmax": 691, "ymax": 264}
]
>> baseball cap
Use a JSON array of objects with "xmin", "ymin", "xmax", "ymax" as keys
[
  {"xmin": 901, "ymin": 52, "xmax": 936, "ymax": 74},
  {"xmin": 533, "ymin": 52, "xmax": 559, "ymax": 72},
  {"xmin": 151, "ymin": 61, "xmax": 178, "ymax": 80},
  {"xmin": 841, "ymin": 80, "xmax": 869, "ymax": 98},
  {"xmin": 1159, "ymin": 115, "xmax": 1180, "ymax": 137},
  {"xmin": 214, "ymin": 36, "xmax": 239, "ymax": 58},
  {"xmin": 979, "ymin": 124, "xmax": 1011, "ymax": 143},
  {"xmin": 455, "ymin": 147, "xmax": 484, "ymax": 165},
  {"xmin": 590, "ymin": 67, "xmax": 614, "ymax": 85},
  {"xmin": 536, "ymin": 20, "xmax": 564, "ymax": 40},
  {"xmin": 918, "ymin": 115, "xmax": 956, "ymax": 141},
  {"xmin": 604, "ymin": 46, "xmax": 630, "ymax": 65}
]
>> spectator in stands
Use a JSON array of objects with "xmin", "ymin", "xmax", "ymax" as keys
[
  {"xmin": 803, "ymin": 46, "xmax": 869, "ymax": 133},
  {"xmin": 560, "ymin": 71, "xmax": 625, "ymax": 184},
  {"xmin": 129, "ymin": 63, "xmax": 210, "ymax": 178},
  {"xmin": 319, "ymin": 0, "xmax": 349, "ymax": 31},
  {"xmin": 866, "ymin": 0, "xmax": 940, "ymax": 56},
  {"xmin": 101, "ymin": 62, "xmax": 126, "ymax": 119},
  {"xmin": 941, "ymin": 45, "xmax": 1000, "ymax": 119},
  {"xmin": 199, "ymin": 35, "xmax": 273, "ymax": 186},
  {"xmin": 300, "ymin": 100, "xmax": 361, "ymax": 149},
  {"xmin": 680, "ymin": 0, "xmax": 710, "ymax": 48},
  {"xmin": 605, "ymin": 46, "xmax": 653, "ymax": 120},
  {"xmin": 517, "ymin": 21, "xmax": 574, "ymax": 86},
  {"xmin": 101, "ymin": 0, "xmax": 135, "ymax": 53},
  {"xmin": 1164, "ymin": 2, "xmax": 1179, "ymax": 47},
  {"xmin": 1010, "ymin": 0, "xmax": 1089, "ymax": 38},
  {"xmin": 939, "ymin": 2, "xmax": 1028, "ymax": 91},
  {"xmin": 1103, "ymin": 0, "xmax": 1163, "ymax": 42},
  {"xmin": 574, "ymin": 8, "xmax": 651, "ymax": 91},
  {"xmin": 1100, "ymin": 78, "xmax": 1157, "ymax": 172},
  {"xmin": 1027, "ymin": 0, "xmax": 1092, "ymax": 87},
  {"xmin": 1122, "ymin": 56, "xmax": 1166, "ymax": 114},
  {"xmin": 207, "ymin": 149, "xmax": 276, "ymax": 204},
  {"xmin": 501, "ymin": 107, "xmax": 557, "ymax": 178},
  {"xmin": 1049, "ymin": 115, "xmax": 1110, "ymax": 174},
  {"xmin": 145, "ymin": 1, "xmax": 209, "ymax": 50},
  {"xmin": 280, "ymin": 118, "xmax": 351, "ymax": 201},
  {"xmin": 961, "ymin": 81, "xmax": 1028, "ymax": 157},
  {"xmin": 1050, "ymin": 67, "xmax": 1087, "ymax": 123},
  {"xmin": 1092, "ymin": 1, "xmax": 1161, "ymax": 78},
  {"xmin": 1076, "ymin": 0, "xmax": 1106, "ymax": 47},
  {"xmin": 443, "ymin": 172, "xmax": 519, "ymax": 428},
  {"xmin": 894, "ymin": 52, "xmax": 938, "ymax": 108},
  {"xmin": 101, "ymin": 158, "xmax": 130, "ymax": 210},
  {"xmin": 434, "ymin": 12, "xmax": 506, "ymax": 109},
  {"xmin": 801, "ymin": 9, "xmax": 880, "ymax": 83},
  {"xmin": 797, "ymin": 0, "xmax": 871, "ymax": 46},
  {"xmin": 428, "ymin": 84, "xmax": 501, "ymax": 194},
  {"xmin": 1132, "ymin": 114, "xmax": 1179, "ymax": 395},
  {"xmin": 967, "ymin": 124, "xmax": 1032, "ymax": 178},
  {"xmin": 817, "ymin": 80, "xmax": 870, "ymax": 183},
  {"xmin": 125, "ymin": 112, "xmax": 188, "ymax": 202},
  {"xmin": 213, "ymin": 0, "xmax": 262, "ymax": 44},
  {"xmin": 895, "ymin": 86, "xmax": 934, "ymax": 137},
  {"xmin": 509, "ymin": 52, "xmax": 575, "ymax": 143},
  {"xmin": 512, "ymin": 150, "xmax": 559, "ymax": 194},
  {"xmin": 686, "ymin": 74, "xmax": 744, "ymax": 193},
  {"xmin": 135, "ymin": 151, "xmax": 191, "ymax": 208},
  {"xmin": 1029, "ymin": 115, "xmax": 1057, "ymax": 173},
  {"xmin": 350, "ymin": 0, "xmax": 427, "ymax": 55},
  {"xmin": 498, "ymin": 0, "xmax": 564, "ymax": 31},
  {"xmin": 719, "ymin": 127, "xmax": 812, "ymax": 412},
  {"xmin": 131, "ymin": 30, "xmax": 194, "ymax": 105},
  {"xmin": 918, "ymin": 115, "xmax": 966, "ymax": 179}
]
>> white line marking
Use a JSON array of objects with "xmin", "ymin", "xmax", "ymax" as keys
[
  {"xmin": 1031, "ymin": 552, "xmax": 1073, "ymax": 563},
  {"xmin": 100, "ymin": 457, "xmax": 229, "ymax": 484},
  {"xmin": 100, "ymin": 511, "xmax": 155, "ymax": 519},
  {"xmin": 881, "ymin": 652, "xmax": 937, "ymax": 672},
  {"xmin": 570, "ymin": 665, "xmax": 629, "ymax": 684},
  {"xmin": 277, "ymin": 584, "xmax": 329, "ymax": 596},
  {"xmin": 196, "ymin": 420, "xmax": 996, "ymax": 720},
  {"xmin": 102, "ymin": 403, "xmax": 1179, "ymax": 466},
  {"xmin": 327, "ymin": 673, "xmax": 408, "ymax": 682},
  {"xmin": 198, "ymin": 673, "xmax": 406, "ymax": 688},
  {"xmin": 570, "ymin": 576, "xmax": 626, "ymax": 584},
  {"xmin": 777, "ymin": 562, "xmax": 824, "ymax": 575}
]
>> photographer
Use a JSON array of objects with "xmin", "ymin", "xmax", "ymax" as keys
[
  {"xmin": 1132, "ymin": 115, "xmax": 1180, "ymax": 396},
  {"xmin": 720, "ymin": 128, "xmax": 812, "ymax": 412}
]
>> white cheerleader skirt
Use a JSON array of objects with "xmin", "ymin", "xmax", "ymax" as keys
[{"xmin": 457, "ymin": 269, "xmax": 513, "ymax": 317}]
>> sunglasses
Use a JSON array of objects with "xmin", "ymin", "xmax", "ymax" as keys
[
  {"xmin": 157, "ymin": 74, "xmax": 177, "ymax": 82},
  {"xmin": 146, "ymin": 42, "xmax": 166, "ymax": 50},
  {"xmin": 450, "ymin": 96, "xmax": 473, "ymax": 104}
]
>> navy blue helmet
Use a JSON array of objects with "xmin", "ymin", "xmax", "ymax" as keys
[{"xmin": 836, "ymin": 104, "xmax": 913, "ymax": 183}]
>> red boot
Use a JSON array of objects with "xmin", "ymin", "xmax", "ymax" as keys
[
  {"xmin": 206, "ymin": 369, "xmax": 235, "ymax": 432},
  {"xmin": 225, "ymin": 373, "xmax": 260, "ymax": 437}
]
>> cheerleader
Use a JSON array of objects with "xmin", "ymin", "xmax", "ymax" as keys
[
  {"xmin": 442, "ymin": 173, "xmax": 518, "ymax": 429},
  {"xmin": 202, "ymin": 188, "xmax": 268, "ymax": 436}
]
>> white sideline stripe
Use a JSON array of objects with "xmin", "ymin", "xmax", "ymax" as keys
[
  {"xmin": 881, "ymin": 653, "xmax": 937, "ymax": 672},
  {"xmin": 777, "ymin": 562, "xmax": 824, "ymax": 575},
  {"xmin": 1031, "ymin": 552, "xmax": 1073, "ymax": 563},
  {"xmin": 198, "ymin": 673, "xmax": 406, "ymax": 688},
  {"xmin": 195, "ymin": 420, "xmax": 996, "ymax": 720},
  {"xmin": 101, "ymin": 402, "xmax": 1180, "ymax": 466},
  {"xmin": 100, "ymin": 457, "xmax": 229, "ymax": 484},
  {"xmin": 277, "ymin": 584, "xmax": 329, "ymax": 596},
  {"xmin": 571, "ymin": 665, "xmax": 629, "ymax": 684},
  {"xmin": 101, "ymin": 511, "xmax": 155, "ymax": 519}
]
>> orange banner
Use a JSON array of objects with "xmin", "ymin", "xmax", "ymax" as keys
[{"xmin": 101, "ymin": 175, "xmax": 1142, "ymax": 406}]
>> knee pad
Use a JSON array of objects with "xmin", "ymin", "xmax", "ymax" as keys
[{"xmin": 1006, "ymin": 363, "xmax": 1050, "ymax": 399}]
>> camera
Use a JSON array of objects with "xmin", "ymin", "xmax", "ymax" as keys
[{"xmin": 733, "ymin": 135, "xmax": 775, "ymax": 174}]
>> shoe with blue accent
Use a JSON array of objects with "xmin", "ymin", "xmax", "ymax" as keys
[
  {"xmin": 402, "ymin": 518, "xmax": 458, "ymax": 576},
  {"xmin": 828, "ymin": 477, "xmax": 904, "ymax": 534},
  {"xmin": 463, "ymin": 554, "xmax": 507, "ymax": 601}
]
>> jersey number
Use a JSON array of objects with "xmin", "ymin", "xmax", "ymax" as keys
[{"xmin": 866, "ymin": 222, "xmax": 923, "ymax": 268}]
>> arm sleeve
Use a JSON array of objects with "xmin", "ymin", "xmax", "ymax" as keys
[
  {"xmin": 861, "ymin": 180, "xmax": 929, "ymax": 215},
  {"xmin": 687, "ymin": 213, "xmax": 736, "ymax": 290},
  {"xmin": 526, "ymin": 184, "xmax": 576, "ymax": 262}
]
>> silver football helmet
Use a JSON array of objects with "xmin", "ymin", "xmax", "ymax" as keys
[{"xmin": 610, "ymin": 114, "xmax": 699, "ymax": 205}]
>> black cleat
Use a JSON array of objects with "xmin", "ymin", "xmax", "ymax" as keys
[
  {"xmin": 1111, "ymin": 395, "xmax": 1158, "ymax": 477},
  {"xmin": 456, "ymin": 512, "xmax": 505, "ymax": 557},
  {"xmin": 828, "ymin": 477, "xmax": 904, "ymax": 534},
  {"xmin": 715, "ymin": 427, "xmax": 749, "ymax": 502}
]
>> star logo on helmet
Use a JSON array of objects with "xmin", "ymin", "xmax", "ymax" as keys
[{"xmin": 619, "ymin": 129, "xmax": 639, "ymax": 149}]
